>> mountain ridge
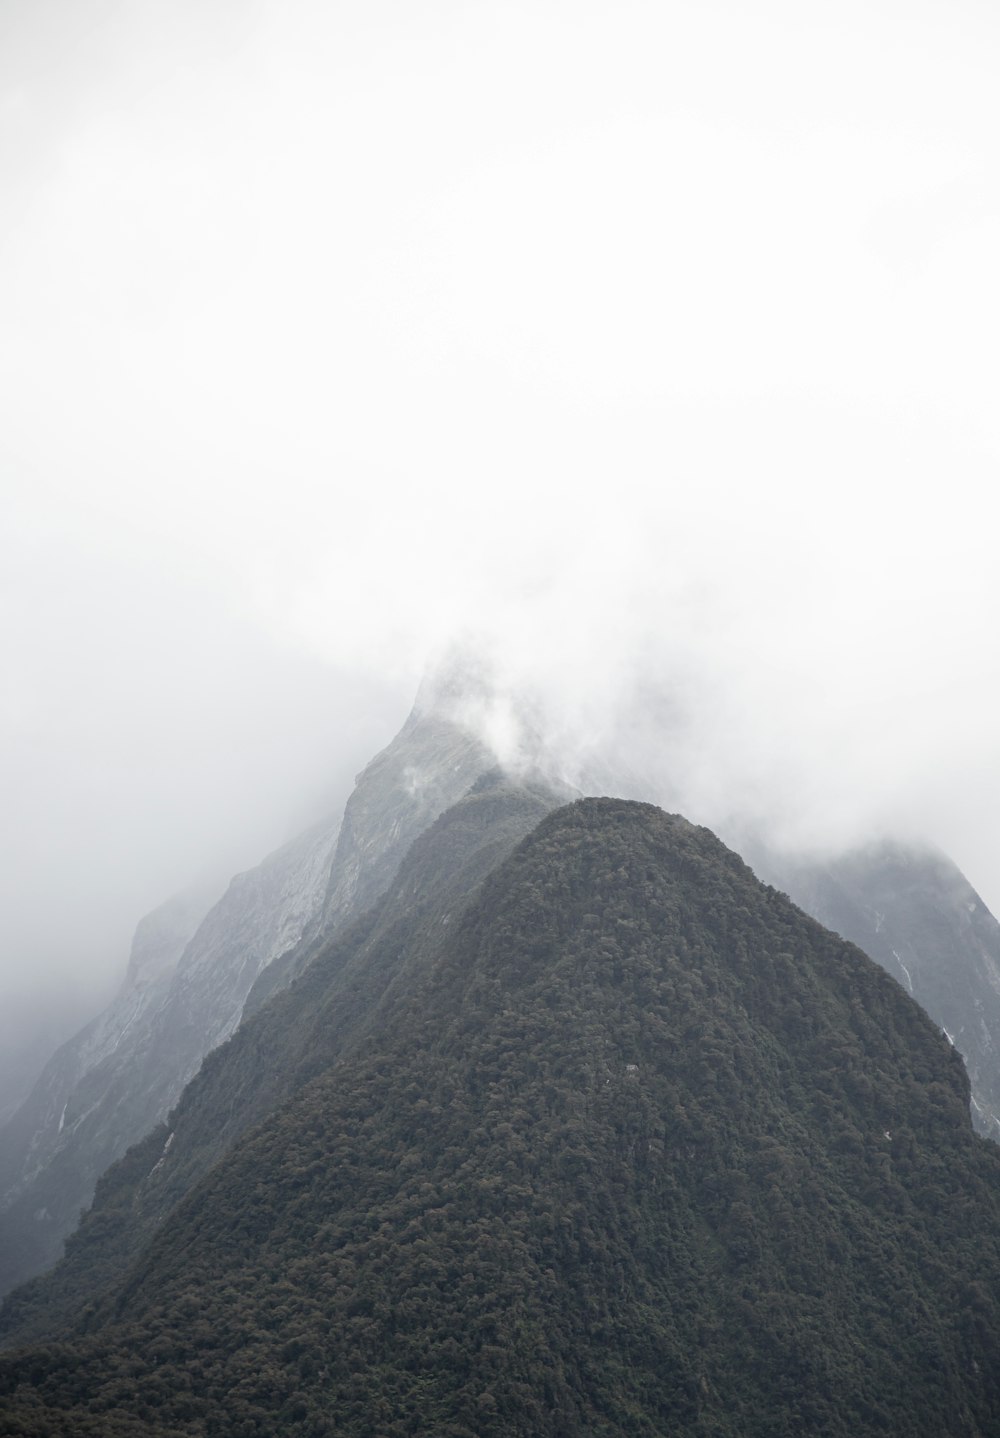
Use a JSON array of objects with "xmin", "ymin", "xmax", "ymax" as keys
[
  {"xmin": 756, "ymin": 838, "xmax": 1000, "ymax": 1139},
  {"xmin": 0, "ymin": 776, "xmax": 561, "ymax": 1348},
  {"xmin": 0, "ymin": 706, "xmax": 494, "ymax": 1299}
]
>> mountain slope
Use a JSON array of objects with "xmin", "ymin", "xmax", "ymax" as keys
[
  {"xmin": 0, "ymin": 776, "xmax": 559, "ymax": 1347},
  {"xmin": 0, "ymin": 886, "xmax": 217, "ymax": 1298},
  {"xmin": 244, "ymin": 706, "xmax": 498, "ymax": 1012},
  {"xmin": 0, "ymin": 889, "xmax": 211, "ymax": 1202},
  {"xmin": 4, "ymin": 800, "xmax": 1000, "ymax": 1436},
  {"xmin": 0, "ymin": 706, "xmax": 494, "ymax": 1298},
  {"xmin": 760, "ymin": 841, "xmax": 1000, "ymax": 1139}
]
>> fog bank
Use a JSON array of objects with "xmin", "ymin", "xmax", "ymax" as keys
[{"xmin": 2, "ymin": 0, "xmax": 999, "ymax": 1028}]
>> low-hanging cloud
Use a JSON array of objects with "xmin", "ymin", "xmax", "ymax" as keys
[{"xmin": 2, "ymin": 0, "xmax": 1000, "ymax": 1031}]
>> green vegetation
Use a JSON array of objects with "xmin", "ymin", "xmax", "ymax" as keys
[
  {"xmin": 4, "ymin": 799, "xmax": 1000, "ymax": 1435},
  {"xmin": 769, "ymin": 839, "xmax": 1000, "ymax": 1137}
]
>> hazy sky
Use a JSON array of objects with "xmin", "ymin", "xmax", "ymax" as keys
[{"xmin": 2, "ymin": 0, "xmax": 1000, "ymax": 1013}]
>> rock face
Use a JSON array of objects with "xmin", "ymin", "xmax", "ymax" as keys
[
  {"xmin": 134, "ymin": 817, "xmax": 344, "ymax": 1116},
  {"xmin": 759, "ymin": 841, "xmax": 1000, "ymax": 1140},
  {"xmin": 0, "ymin": 819, "xmax": 340, "ymax": 1299},
  {"xmin": 0, "ymin": 887, "xmax": 215, "ymax": 1295},
  {"xmin": 5, "ymin": 800, "xmax": 1000, "ymax": 1437},
  {"xmin": 245, "ymin": 703, "xmax": 498, "ymax": 1012},
  {"xmin": 0, "ymin": 887, "xmax": 212, "ymax": 1206},
  {"xmin": 0, "ymin": 704, "xmax": 495, "ymax": 1298}
]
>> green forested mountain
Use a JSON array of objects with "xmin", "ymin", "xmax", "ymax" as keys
[{"xmin": 4, "ymin": 799, "xmax": 1000, "ymax": 1435}]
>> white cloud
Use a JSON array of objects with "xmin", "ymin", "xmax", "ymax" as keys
[{"xmin": 2, "ymin": 0, "xmax": 1000, "ymax": 1005}]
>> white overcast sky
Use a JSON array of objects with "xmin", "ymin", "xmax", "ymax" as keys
[{"xmin": 2, "ymin": 0, "xmax": 1000, "ymax": 1012}]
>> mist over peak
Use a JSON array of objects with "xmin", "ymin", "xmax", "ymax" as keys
[
  {"xmin": 2, "ymin": 0, "xmax": 999, "ymax": 1030},
  {"xmin": 409, "ymin": 632, "xmax": 950, "ymax": 884}
]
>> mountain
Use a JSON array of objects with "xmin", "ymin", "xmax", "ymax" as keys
[
  {"xmin": 0, "ymin": 886, "xmax": 217, "ymax": 1298},
  {"xmin": 244, "ymin": 701, "xmax": 501, "ymax": 1013},
  {"xmin": 0, "ymin": 703, "xmax": 494, "ymax": 1298},
  {"xmin": 4, "ymin": 800, "xmax": 1000, "ymax": 1436},
  {"xmin": 0, "ymin": 987, "xmax": 118, "ymax": 1132},
  {"xmin": 757, "ymin": 841, "xmax": 1000, "ymax": 1140},
  {"xmin": 0, "ymin": 774, "xmax": 561, "ymax": 1348},
  {"xmin": 8, "ymin": 671, "xmax": 1000, "ymax": 1313}
]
